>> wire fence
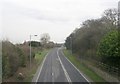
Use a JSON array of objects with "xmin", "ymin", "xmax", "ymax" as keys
[
  {"xmin": 81, "ymin": 56, "xmax": 120, "ymax": 81},
  {"xmin": 97, "ymin": 62, "xmax": 120, "ymax": 79}
]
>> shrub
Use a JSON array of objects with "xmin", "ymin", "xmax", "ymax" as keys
[
  {"xmin": 2, "ymin": 40, "xmax": 38, "ymax": 80},
  {"xmin": 97, "ymin": 30, "xmax": 120, "ymax": 68},
  {"xmin": 2, "ymin": 41, "xmax": 20, "ymax": 78},
  {"xmin": 16, "ymin": 48, "xmax": 26, "ymax": 67}
]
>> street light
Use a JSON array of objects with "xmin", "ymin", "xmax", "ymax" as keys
[{"xmin": 30, "ymin": 35, "xmax": 38, "ymax": 68}]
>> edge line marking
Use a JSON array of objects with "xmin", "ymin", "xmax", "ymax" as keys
[
  {"xmin": 35, "ymin": 51, "xmax": 49, "ymax": 83},
  {"xmin": 61, "ymin": 49, "xmax": 89, "ymax": 82}
]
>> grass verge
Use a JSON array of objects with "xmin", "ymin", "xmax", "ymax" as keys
[{"xmin": 63, "ymin": 49, "xmax": 105, "ymax": 82}]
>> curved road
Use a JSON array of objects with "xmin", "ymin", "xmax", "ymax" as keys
[{"xmin": 33, "ymin": 48, "xmax": 89, "ymax": 83}]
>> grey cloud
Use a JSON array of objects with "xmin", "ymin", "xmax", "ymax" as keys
[
  {"xmin": 2, "ymin": 0, "xmax": 118, "ymax": 43},
  {"xmin": 3, "ymin": 2, "xmax": 70, "ymax": 23}
]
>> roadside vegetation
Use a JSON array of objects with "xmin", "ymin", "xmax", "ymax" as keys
[
  {"xmin": 2, "ymin": 33, "xmax": 54, "ymax": 82},
  {"xmin": 65, "ymin": 8, "xmax": 120, "ymax": 82},
  {"xmin": 22, "ymin": 49, "xmax": 49, "ymax": 82}
]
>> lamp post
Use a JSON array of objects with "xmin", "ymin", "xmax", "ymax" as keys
[{"xmin": 30, "ymin": 35, "xmax": 37, "ymax": 68}]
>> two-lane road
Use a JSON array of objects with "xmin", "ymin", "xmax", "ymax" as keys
[{"xmin": 35, "ymin": 48, "xmax": 89, "ymax": 83}]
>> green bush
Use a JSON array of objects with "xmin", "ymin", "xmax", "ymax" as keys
[{"xmin": 97, "ymin": 30, "xmax": 120, "ymax": 67}]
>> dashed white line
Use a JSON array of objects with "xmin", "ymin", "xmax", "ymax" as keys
[
  {"xmin": 52, "ymin": 72, "xmax": 54, "ymax": 83},
  {"xmin": 52, "ymin": 72, "xmax": 54, "ymax": 76},
  {"xmin": 57, "ymin": 49, "xmax": 72, "ymax": 83}
]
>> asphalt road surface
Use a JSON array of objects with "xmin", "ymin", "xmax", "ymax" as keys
[{"xmin": 35, "ymin": 47, "xmax": 89, "ymax": 83}]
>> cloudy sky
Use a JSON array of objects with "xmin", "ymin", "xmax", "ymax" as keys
[{"xmin": 0, "ymin": 0, "xmax": 119, "ymax": 44}]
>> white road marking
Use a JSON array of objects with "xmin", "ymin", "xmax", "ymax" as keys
[
  {"xmin": 61, "ymin": 49, "xmax": 89, "ymax": 82},
  {"xmin": 57, "ymin": 49, "xmax": 72, "ymax": 83},
  {"xmin": 52, "ymin": 72, "xmax": 54, "ymax": 76},
  {"xmin": 35, "ymin": 52, "xmax": 49, "ymax": 83},
  {"xmin": 52, "ymin": 72, "xmax": 54, "ymax": 83}
]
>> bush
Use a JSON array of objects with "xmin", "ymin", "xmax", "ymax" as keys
[
  {"xmin": 16, "ymin": 48, "xmax": 26, "ymax": 67},
  {"xmin": 2, "ymin": 40, "xmax": 39, "ymax": 80},
  {"xmin": 97, "ymin": 30, "xmax": 120, "ymax": 68},
  {"xmin": 2, "ymin": 41, "xmax": 20, "ymax": 78},
  {"xmin": 2, "ymin": 41, "xmax": 27, "ymax": 79}
]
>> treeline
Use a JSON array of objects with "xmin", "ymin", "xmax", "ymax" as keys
[{"xmin": 65, "ymin": 8, "xmax": 119, "ymax": 74}]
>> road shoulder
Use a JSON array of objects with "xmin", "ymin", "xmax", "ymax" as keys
[{"xmin": 32, "ymin": 50, "xmax": 50, "ymax": 82}]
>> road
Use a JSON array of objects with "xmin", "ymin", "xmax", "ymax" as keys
[{"xmin": 35, "ymin": 47, "xmax": 89, "ymax": 83}]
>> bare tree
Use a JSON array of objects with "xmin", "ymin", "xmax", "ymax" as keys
[
  {"xmin": 102, "ymin": 8, "xmax": 118, "ymax": 26},
  {"xmin": 40, "ymin": 33, "xmax": 50, "ymax": 47}
]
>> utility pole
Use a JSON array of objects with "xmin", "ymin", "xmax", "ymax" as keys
[
  {"xmin": 29, "ymin": 35, "xmax": 37, "ymax": 68},
  {"xmin": 30, "ymin": 35, "xmax": 31, "ymax": 68}
]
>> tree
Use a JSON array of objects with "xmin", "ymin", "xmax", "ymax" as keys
[
  {"xmin": 97, "ymin": 30, "xmax": 120, "ymax": 67},
  {"xmin": 40, "ymin": 33, "xmax": 50, "ymax": 47},
  {"xmin": 102, "ymin": 8, "xmax": 118, "ymax": 27},
  {"xmin": 65, "ymin": 8, "xmax": 118, "ymax": 61}
]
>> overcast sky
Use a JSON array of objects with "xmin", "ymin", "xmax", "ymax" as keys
[{"xmin": 0, "ymin": 0, "xmax": 119, "ymax": 44}]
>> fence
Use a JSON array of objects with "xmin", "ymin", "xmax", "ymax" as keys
[
  {"xmin": 80, "ymin": 56, "xmax": 120, "ymax": 81},
  {"xmin": 97, "ymin": 62, "xmax": 120, "ymax": 79}
]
